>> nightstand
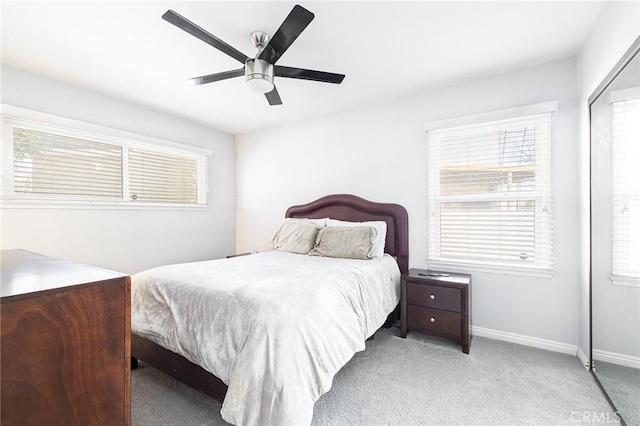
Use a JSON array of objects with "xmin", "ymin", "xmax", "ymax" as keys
[{"xmin": 400, "ymin": 268, "xmax": 471, "ymax": 354}]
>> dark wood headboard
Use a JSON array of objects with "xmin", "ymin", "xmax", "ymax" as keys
[{"xmin": 285, "ymin": 194, "xmax": 409, "ymax": 274}]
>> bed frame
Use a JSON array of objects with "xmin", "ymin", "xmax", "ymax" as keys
[{"xmin": 131, "ymin": 194, "xmax": 409, "ymax": 403}]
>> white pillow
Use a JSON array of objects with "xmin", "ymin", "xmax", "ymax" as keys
[
  {"xmin": 307, "ymin": 218, "xmax": 329, "ymax": 228},
  {"xmin": 326, "ymin": 219, "xmax": 387, "ymax": 258}
]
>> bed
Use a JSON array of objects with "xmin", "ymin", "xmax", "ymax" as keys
[{"xmin": 130, "ymin": 194, "xmax": 409, "ymax": 425}]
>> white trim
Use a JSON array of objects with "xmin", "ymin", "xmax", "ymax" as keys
[
  {"xmin": 611, "ymin": 276, "xmax": 640, "ymax": 288},
  {"xmin": 1, "ymin": 104, "xmax": 209, "ymax": 209},
  {"xmin": 593, "ymin": 349, "xmax": 640, "ymax": 369},
  {"xmin": 428, "ymin": 261, "xmax": 553, "ymax": 279},
  {"xmin": 0, "ymin": 199, "xmax": 207, "ymax": 210},
  {"xmin": 610, "ymin": 98, "xmax": 640, "ymax": 286},
  {"xmin": 1, "ymin": 104, "xmax": 212, "ymax": 157},
  {"xmin": 607, "ymin": 87, "xmax": 640, "ymax": 104},
  {"xmin": 471, "ymin": 326, "xmax": 577, "ymax": 355},
  {"xmin": 423, "ymin": 100, "xmax": 559, "ymax": 132},
  {"xmin": 425, "ymin": 109, "xmax": 554, "ymax": 275},
  {"xmin": 577, "ymin": 346, "xmax": 591, "ymax": 371}
]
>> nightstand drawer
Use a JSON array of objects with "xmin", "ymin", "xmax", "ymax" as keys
[
  {"xmin": 406, "ymin": 282, "xmax": 461, "ymax": 312},
  {"xmin": 407, "ymin": 305, "xmax": 462, "ymax": 340}
]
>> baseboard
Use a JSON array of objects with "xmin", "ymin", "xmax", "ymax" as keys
[
  {"xmin": 471, "ymin": 326, "xmax": 577, "ymax": 356},
  {"xmin": 576, "ymin": 346, "xmax": 590, "ymax": 370},
  {"xmin": 593, "ymin": 348, "xmax": 640, "ymax": 369}
]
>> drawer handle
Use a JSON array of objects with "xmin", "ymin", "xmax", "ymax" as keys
[
  {"xmin": 429, "ymin": 294, "xmax": 436, "ymax": 300},
  {"xmin": 430, "ymin": 317, "xmax": 436, "ymax": 323}
]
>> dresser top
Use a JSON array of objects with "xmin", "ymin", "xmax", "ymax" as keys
[{"xmin": 1, "ymin": 250, "xmax": 127, "ymax": 300}]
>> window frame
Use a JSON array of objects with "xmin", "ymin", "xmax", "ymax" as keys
[
  {"xmin": 424, "ymin": 101, "xmax": 557, "ymax": 278},
  {"xmin": 1, "ymin": 104, "xmax": 210, "ymax": 210},
  {"xmin": 608, "ymin": 90, "xmax": 640, "ymax": 287}
]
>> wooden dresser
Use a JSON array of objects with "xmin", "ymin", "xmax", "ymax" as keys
[
  {"xmin": 400, "ymin": 268, "xmax": 471, "ymax": 353},
  {"xmin": 1, "ymin": 250, "xmax": 131, "ymax": 425}
]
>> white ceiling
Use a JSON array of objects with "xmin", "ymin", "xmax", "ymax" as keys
[{"xmin": 1, "ymin": 1, "xmax": 604, "ymax": 135}]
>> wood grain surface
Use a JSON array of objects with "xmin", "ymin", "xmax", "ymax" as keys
[{"xmin": 1, "ymin": 250, "xmax": 130, "ymax": 425}]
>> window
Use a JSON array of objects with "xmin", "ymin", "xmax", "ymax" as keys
[
  {"xmin": 128, "ymin": 147, "xmax": 199, "ymax": 204},
  {"xmin": 1, "ymin": 108, "xmax": 209, "ymax": 208},
  {"xmin": 611, "ymin": 96, "xmax": 640, "ymax": 285},
  {"xmin": 425, "ymin": 103, "xmax": 555, "ymax": 276}
]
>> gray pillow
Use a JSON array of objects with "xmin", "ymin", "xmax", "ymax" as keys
[
  {"xmin": 271, "ymin": 219, "xmax": 321, "ymax": 254},
  {"xmin": 309, "ymin": 226, "xmax": 377, "ymax": 259}
]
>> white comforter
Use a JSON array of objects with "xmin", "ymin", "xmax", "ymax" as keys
[{"xmin": 131, "ymin": 250, "xmax": 400, "ymax": 426}]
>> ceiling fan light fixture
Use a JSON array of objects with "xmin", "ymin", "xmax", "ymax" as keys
[
  {"xmin": 245, "ymin": 59, "xmax": 275, "ymax": 93},
  {"xmin": 246, "ymin": 76, "xmax": 274, "ymax": 93}
]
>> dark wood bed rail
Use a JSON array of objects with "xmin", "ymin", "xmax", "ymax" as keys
[{"xmin": 131, "ymin": 334, "xmax": 227, "ymax": 402}]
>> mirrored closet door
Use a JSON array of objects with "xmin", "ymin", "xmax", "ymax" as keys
[{"xmin": 590, "ymin": 36, "xmax": 640, "ymax": 426}]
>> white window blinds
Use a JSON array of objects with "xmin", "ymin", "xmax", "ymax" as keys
[
  {"xmin": 13, "ymin": 127, "xmax": 123, "ymax": 200},
  {"xmin": 128, "ymin": 148, "xmax": 198, "ymax": 203},
  {"xmin": 427, "ymin": 111, "xmax": 553, "ymax": 275},
  {"xmin": 2, "ymin": 113, "xmax": 208, "ymax": 207},
  {"xmin": 611, "ymin": 98, "xmax": 640, "ymax": 284}
]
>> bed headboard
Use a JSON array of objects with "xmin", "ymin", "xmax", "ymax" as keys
[{"xmin": 286, "ymin": 194, "xmax": 409, "ymax": 274}]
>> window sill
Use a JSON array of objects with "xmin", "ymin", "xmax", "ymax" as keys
[
  {"xmin": 427, "ymin": 260, "xmax": 554, "ymax": 279},
  {"xmin": 611, "ymin": 276, "xmax": 640, "ymax": 288},
  {"xmin": 0, "ymin": 198, "xmax": 208, "ymax": 211}
]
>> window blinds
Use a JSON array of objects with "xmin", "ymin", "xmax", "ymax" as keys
[
  {"xmin": 427, "ymin": 113, "xmax": 553, "ymax": 274},
  {"xmin": 4, "ymin": 114, "xmax": 208, "ymax": 207},
  {"xmin": 128, "ymin": 148, "xmax": 198, "ymax": 204},
  {"xmin": 13, "ymin": 127, "xmax": 123, "ymax": 199},
  {"xmin": 611, "ymin": 98, "xmax": 640, "ymax": 283}
]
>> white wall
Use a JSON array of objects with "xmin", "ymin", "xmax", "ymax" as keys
[
  {"xmin": 0, "ymin": 65, "xmax": 236, "ymax": 274},
  {"xmin": 237, "ymin": 57, "xmax": 581, "ymax": 346},
  {"xmin": 576, "ymin": 0, "xmax": 640, "ymax": 358}
]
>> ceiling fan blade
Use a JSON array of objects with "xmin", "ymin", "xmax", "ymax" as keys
[
  {"xmin": 265, "ymin": 87, "xmax": 283, "ymax": 106},
  {"xmin": 275, "ymin": 66, "xmax": 345, "ymax": 84},
  {"xmin": 188, "ymin": 69, "xmax": 245, "ymax": 85},
  {"xmin": 258, "ymin": 5, "xmax": 314, "ymax": 64},
  {"xmin": 163, "ymin": 10, "xmax": 249, "ymax": 64}
]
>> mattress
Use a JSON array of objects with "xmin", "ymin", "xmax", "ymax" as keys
[{"xmin": 131, "ymin": 250, "xmax": 400, "ymax": 425}]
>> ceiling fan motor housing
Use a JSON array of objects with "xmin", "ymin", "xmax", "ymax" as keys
[{"xmin": 245, "ymin": 58, "xmax": 274, "ymax": 91}]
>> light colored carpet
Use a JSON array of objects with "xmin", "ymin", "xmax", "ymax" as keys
[
  {"xmin": 132, "ymin": 327, "xmax": 612, "ymax": 425},
  {"xmin": 594, "ymin": 360, "xmax": 640, "ymax": 425}
]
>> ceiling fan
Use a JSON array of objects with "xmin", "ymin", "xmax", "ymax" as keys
[{"xmin": 162, "ymin": 5, "xmax": 345, "ymax": 106}]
